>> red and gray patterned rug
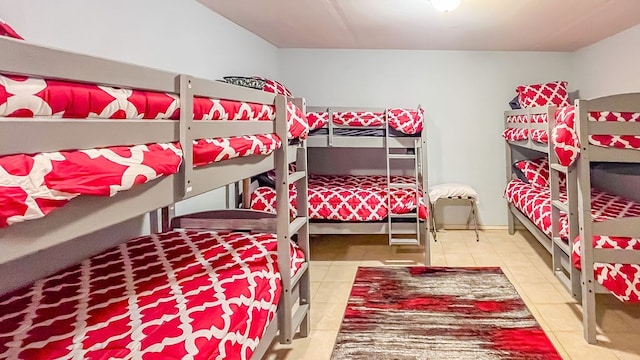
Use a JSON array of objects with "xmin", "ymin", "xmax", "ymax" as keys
[{"xmin": 331, "ymin": 267, "xmax": 562, "ymax": 360}]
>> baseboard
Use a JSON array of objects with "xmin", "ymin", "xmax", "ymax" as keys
[{"xmin": 436, "ymin": 225, "xmax": 508, "ymax": 230}]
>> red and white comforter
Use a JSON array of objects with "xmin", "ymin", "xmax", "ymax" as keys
[
  {"xmin": 552, "ymin": 106, "xmax": 640, "ymax": 167},
  {"xmin": 503, "ymin": 106, "xmax": 640, "ymax": 167},
  {"xmin": 504, "ymin": 179, "xmax": 570, "ymax": 238},
  {"xmin": 0, "ymin": 75, "xmax": 310, "ymax": 228},
  {"xmin": 0, "ymin": 230, "xmax": 306, "ymax": 360},
  {"xmin": 505, "ymin": 179, "xmax": 640, "ymax": 302},
  {"xmin": 0, "ymin": 74, "xmax": 309, "ymax": 140},
  {"xmin": 251, "ymin": 175, "xmax": 428, "ymax": 221},
  {"xmin": 307, "ymin": 108, "xmax": 423, "ymax": 135}
]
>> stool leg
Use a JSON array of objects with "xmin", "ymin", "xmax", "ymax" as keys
[
  {"xmin": 430, "ymin": 202, "xmax": 437, "ymax": 242},
  {"xmin": 471, "ymin": 200, "xmax": 479, "ymax": 241}
]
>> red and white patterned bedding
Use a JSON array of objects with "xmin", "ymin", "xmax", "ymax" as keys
[
  {"xmin": 0, "ymin": 74, "xmax": 309, "ymax": 140},
  {"xmin": 504, "ymin": 179, "xmax": 570, "ymax": 239},
  {"xmin": 0, "ymin": 75, "xmax": 310, "ymax": 228},
  {"xmin": 505, "ymin": 179, "xmax": 640, "ymax": 302},
  {"xmin": 0, "ymin": 230, "xmax": 306, "ymax": 359},
  {"xmin": 552, "ymin": 106, "xmax": 640, "ymax": 167},
  {"xmin": 504, "ymin": 105, "xmax": 640, "ymax": 166},
  {"xmin": 307, "ymin": 108, "xmax": 423, "ymax": 135},
  {"xmin": 251, "ymin": 175, "xmax": 428, "ymax": 221}
]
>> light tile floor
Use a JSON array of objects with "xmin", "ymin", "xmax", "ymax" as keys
[{"xmin": 264, "ymin": 229, "xmax": 640, "ymax": 360}]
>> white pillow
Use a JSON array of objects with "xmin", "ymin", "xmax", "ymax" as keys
[{"xmin": 428, "ymin": 183, "xmax": 478, "ymax": 204}]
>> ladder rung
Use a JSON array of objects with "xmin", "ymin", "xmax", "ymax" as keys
[
  {"xmin": 292, "ymin": 303, "xmax": 311, "ymax": 334},
  {"xmin": 288, "ymin": 171, "xmax": 306, "ymax": 184},
  {"xmin": 388, "ymin": 154, "xmax": 416, "ymax": 159},
  {"xmin": 550, "ymin": 163, "xmax": 568, "ymax": 173},
  {"xmin": 553, "ymin": 236, "xmax": 570, "ymax": 255},
  {"xmin": 288, "ymin": 216, "xmax": 307, "ymax": 238},
  {"xmin": 389, "ymin": 237, "xmax": 420, "ymax": 246},
  {"xmin": 291, "ymin": 262, "xmax": 309, "ymax": 289},
  {"xmin": 388, "ymin": 183, "xmax": 417, "ymax": 189},
  {"xmin": 551, "ymin": 199, "xmax": 569, "ymax": 213},
  {"xmin": 389, "ymin": 213, "xmax": 417, "ymax": 218}
]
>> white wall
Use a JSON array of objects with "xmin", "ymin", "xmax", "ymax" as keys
[
  {"xmin": 279, "ymin": 49, "xmax": 575, "ymax": 226},
  {"xmin": 0, "ymin": 0, "xmax": 280, "ymax": 292},
  {"xmin": 574, "ymin": 24, "xmax": 640, "ymax": 98}
]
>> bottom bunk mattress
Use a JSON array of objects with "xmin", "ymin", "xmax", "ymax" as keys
[
  {"xmin": 505, "ymin": 179, "xmax": 640, "ymax": 303},
  {"xmin": 0, "ymin": 230, "xmax": 305, "ymax": 360},
  {"xmin": 251, "ymin": 174, "xmax": 428, "ymax": 221},
  {"xmin": 504, "ymin": 179, "xmax": 569, "ymax": 238}
]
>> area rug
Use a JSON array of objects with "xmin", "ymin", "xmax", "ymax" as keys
[{"xmin": 331, "ymin": 267, "xmax": 561, "ymax": 360}]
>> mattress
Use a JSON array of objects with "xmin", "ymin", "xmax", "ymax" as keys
[
  {"xmin": 307, "ymin": 108, "xmax": 423, "ymax": 135},
  {"xmin": 251, "ymin": 174, "xmax": 428, "ymax": 221},
  {"xmin": 503, "ymin": 106, "xmax": 640, "ymax": 167},
  {"xmin": 0, "ymin": 74, "xmax": 310, "ymax": 228},
  {"xmin": 504, "ymin": 179, "xmax": 570, "ymax": 239},
  {"xmin": 505, "ymin": 179, "xmax": 640, "ymax": 302},
  {"xmin": 0, "ymin": 74, "xmax": 309, "ymax": 140},
  {"xmin": 0, "ymin": 230, "xmax": 306, "ymax": 359}
]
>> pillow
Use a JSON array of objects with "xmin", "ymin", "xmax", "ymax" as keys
[
  {"xmin": 514, "ymin": 158, "xmax": 550, "ymax": 188},
  {"xmin": 223, "ymin": 76, "xmax": 266, "ymax": 90},
  {"xmin": 516, "ymin": 81, "xmax": 570, "ymax": 109},
  {"xmin": 0, "ymin": 18, "xmax": 23, "ymax": 40},
  {"xmin": 509, "ymin": 95, "xmax": 521, "ymax": 110},
  {"xmin": 223, "ymin": 76, "xmax": 293, "ymax": 97},
  {"xmin": 254, "ymin": 77, "xmax": 293, "ymax": 97}
]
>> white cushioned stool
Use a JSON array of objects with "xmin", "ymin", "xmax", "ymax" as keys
[{"xmin": 428, "ymin": 183, "xmax": 479, "ymax": 241}]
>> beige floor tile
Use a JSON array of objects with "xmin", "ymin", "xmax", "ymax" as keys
[
  {"xmin": 553, "ymin": 331, "xmax": 620, "ymax": 360},
  {"xmin": 603, "ymin": 333, "xmax": 640, "ymax": 360},
  {"xmin": 310, "ymin": 265, "xmax": 330, "ymax": 282},
  {"xmin": 311, "ymin": 302, "xmax": 347, "ymax": 330},
  {"xmin": 518, "ymin": 282, "xmax": 572, "ymax": 304},
  {"xmin": 471, "ymin": 253, "xmax": 505, "ymax": 266},
  {"xmin": 536, "ymin": 303, "xmax": 584, "ymax": 332},
  {"xmin": 506, "ymin": 265, "xmax": 550, "ymax": 283},
  {"xmin": 310, "ymin": 281, "xmax": 322, "ymax": 299},
  {"xmin": 465, "ymin": 241, "xmax": 498, "ymax": 254},
  {"xmin": 324, "ymin": 265, "xmax": 359, "ymax": 282},
  {"xmin": 500, "ymin": 252, "xmax": 536, "ymax": 266},
  {"xmin": 444, "ymin": 252, "xmax": 476, "ymax": 267},
  {"xmin": 430, "ymin": 253, "xmax": 447, "ymax": 266},
  {"xmin": 301, "ymin": 329, "xmax": 339, "ymax": 360},
  {"xmin": 313, "ymin": 281, "xmax": 353, "ymax": 304}
]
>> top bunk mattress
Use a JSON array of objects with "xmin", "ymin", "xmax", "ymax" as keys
[
  {"xmin": 503, "ymin": 106, "xmax": 640, "ymax": 166},
  {"xmin": 307, "ymin": 108, "xmax": 423, "ymax": 135},
  {"xmin": 0, "ymin": 74, "xmax": 309, "ymax": 140},
  {"xmin": 0, "ymin": 229, "xmax": 306, "ymax": 360}
]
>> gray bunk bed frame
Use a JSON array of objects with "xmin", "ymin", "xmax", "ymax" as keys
[
  {"xmin": 571, "ymin": 93, "xmax": 640, "ymax": 344},
  {"xmin": 0, "ymin": 36, "xmax": 309, "ymax": 359},
  {"xmin": 504, "ymin": 105, "xmax": 580, "ymax": 299},
  {"xmin": 306, "ymin": 105, "xmax": 430, "ymax": 264}
]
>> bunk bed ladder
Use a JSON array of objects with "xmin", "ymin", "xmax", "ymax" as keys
[
  {"xmin": 385, "ymin": 112, "xmax": 420, "ymax": 246},
  {"xmin": 276, "ymin": 96, "xmax": 310, "ymax": 345}
]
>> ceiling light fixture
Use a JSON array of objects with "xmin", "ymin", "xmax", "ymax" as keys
[{"xmin": 430, "ymin": 0, "xmax": 462, "ymax": 12}]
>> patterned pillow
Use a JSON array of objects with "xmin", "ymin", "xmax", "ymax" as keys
[
  {"xmin": 514, "ymin": 158, "xmax": 550, "ymax": 188},
  {"xmin": 254, "ymin": 77, "xmax": 293, "ymax": 97},
  {"xmin": 0, "ymin": 18, "xmax": 23, "ymax": 40},
  {"xmin": 223, "ymin": 76, "xmax": 293, "ymax": 97},
  {"xmin": 223, "ymin": 76, "xmax": 266, "ymax": 90},
  {"xmin": 516, "ymin": 81, "xmax": 570, "ymax": 109}
]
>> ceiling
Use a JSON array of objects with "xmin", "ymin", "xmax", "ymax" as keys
[{"xmin": 200, "ymin": 0, "xmax": 640, "ymax": 51}]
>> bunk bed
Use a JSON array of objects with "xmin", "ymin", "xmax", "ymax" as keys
[
  {"xmin": 251, "ymin": 105, "xmax": 430, "ymax": 263},
  {"xmin": 503, "ymin": 102, "xmax": 581, "ymax": 299},
  {"xmin": 504, "ymin": 81, "xmax": 640, "ymax": 343},
  {"xmin": 0, "ymin": 36, "xmax": 310, "ymax": 359},
  {"xmin": 548, "ymin": 93, "xmax": 640, "ymax": 344}
]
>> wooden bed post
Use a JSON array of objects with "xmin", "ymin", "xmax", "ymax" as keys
[
  {"xmin": 504, "ymin": 110, "xmax": 516, "ymax": 235},
  {"xmin": 242, "ymin": 178, "xmax": 251, "ymax": 209}
]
